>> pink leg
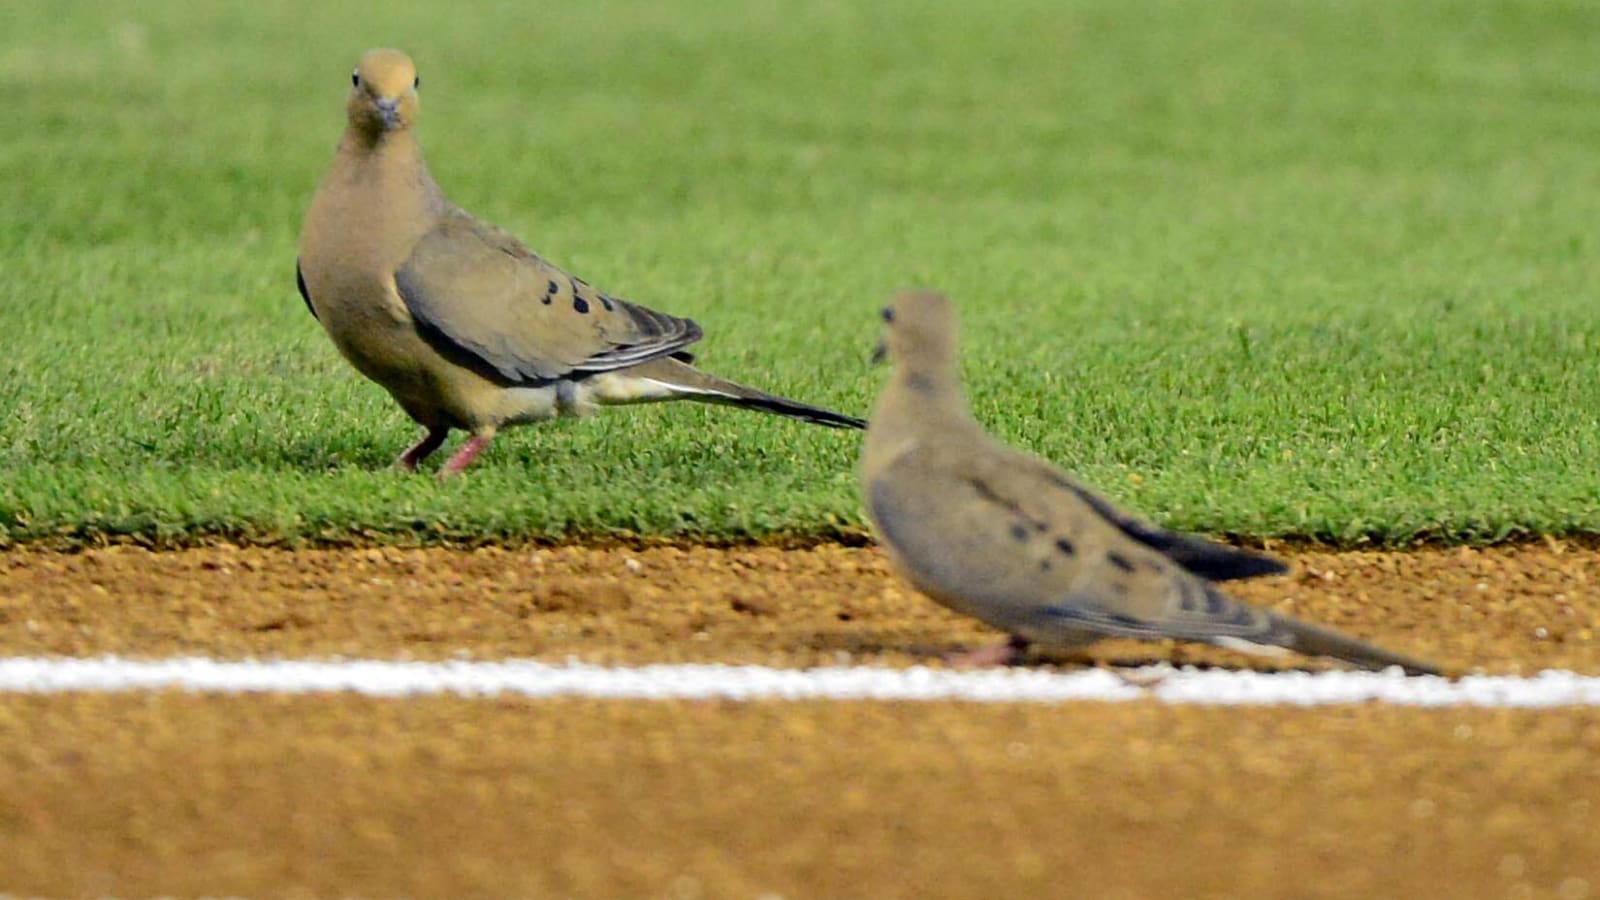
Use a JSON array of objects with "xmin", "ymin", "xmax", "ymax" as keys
[
  {"xmin": 944, "ymin": 635, "xmax": 1030, "ymax": 668},
  {"xmin": 394, "ymin": 427, "xmax": 449, "ymax": 472},
  {"xmin": 438, "ymin": 433, "xmax": 493, "ymax": 478}
]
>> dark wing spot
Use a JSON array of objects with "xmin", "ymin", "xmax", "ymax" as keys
[
  {"xmin": 1009, "ymin": 523, "xmax": 1029, "ymax": 542},
  {"xmin": 295, "ymin": 260, "xmax": 318, "ymax": 321},
  {"xmin": 967, "ymin": 477, "xmax": 1051, "ymax": 536},
  {"xmin": 1054, "ymin": 537, "xmax": 1075, "ymax": 556},
  {"xmin": 1044, "ymin": 470, "xmax": 1287, "ymax": 582},
  {"xmin": 573, "ymin": 297, "xmax": 590, "ymax": 314},
  {"xmin": 1107, "ymin": 552, "xmax": 1135, "ymax": 573}
]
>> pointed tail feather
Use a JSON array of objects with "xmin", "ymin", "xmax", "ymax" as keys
[
  {"xmin": 619, "ymin": 357, "xmax": 866, "ymax": 429},
  {"xmin": 1271, "ymin": 614, "xmax": 1441, "ymax": 676},
  {"xmin": 701, "ymin": 389, "xmax": 867, "ymax": 428}
]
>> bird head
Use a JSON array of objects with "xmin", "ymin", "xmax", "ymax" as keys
[
  {"xmin": 347, "ymin": 48, "xmax": 421, "ymax": 136},
  {"xmin": 874, "ymin": 290, "xmax": 959, "ymax": 371}
]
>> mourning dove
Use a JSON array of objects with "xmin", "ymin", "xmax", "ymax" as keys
[
  {"xmin": 860, "ymin": 291, "xmax": 1440, "ymax": 675},
  {"xmin": 296, "ymin": 49, "xmax": 864, "ymax": 476}
]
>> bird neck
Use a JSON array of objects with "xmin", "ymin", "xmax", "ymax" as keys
[
  {"xmin": 340, "ymin": 122, "xmax": 416, "ymax": 152},
  {"xmin": 864, "ymin": 364, "xmax": 980, "ymax": 473},
  {"xmin": 338, "ymin": 127, "xmax": 427, "ymax": 169},
  {"xmin": 333, "ymin": 128, "xmax": 446, "ymax": 209},
  {"xmin": 883, "ymin": 364, "xmax": 976, "ymax": 426}
]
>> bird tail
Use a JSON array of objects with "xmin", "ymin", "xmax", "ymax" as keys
[
  {"xmin": 1267, "ymin": 613, "xmax": 1442, "ymax": 676},
  {"xmin": 608, "ymin": 357, "xmax": 866, "ymax": 429}
]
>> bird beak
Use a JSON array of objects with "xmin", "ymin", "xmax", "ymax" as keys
[
  {"xmin": 376, "ymin": 98, "xmax": 401, "ymax": 129},
  {"xmin": 870, "ymin": 340, "xmax": 888, "ymax": 366}
]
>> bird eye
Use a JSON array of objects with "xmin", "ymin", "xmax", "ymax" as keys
[
  {"xmin": 351, "ymin": 70, "xmax": 360, "ymax": 87},
  {"xmin": 413, "ymin": 75, "xmax": 420, "ymax": 89},
  {"xmin": 881, "ymin": 307, "xmax": 895, "ymax": 323}
]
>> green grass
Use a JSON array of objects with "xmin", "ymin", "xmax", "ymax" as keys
[{"xmin": 4, "ymin": 0, "xmax": 1600, "ymax": 546}]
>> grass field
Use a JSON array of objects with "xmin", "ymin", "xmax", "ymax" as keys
[{"xmin": 4, "ymin": 0, "xmax": 1600, "ymax": 546}]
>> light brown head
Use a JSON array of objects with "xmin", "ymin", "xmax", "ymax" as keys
[
  {"xmin": 874, "ymin": 290, "xmax": 960, "ymax": 375},
  {"xmin": 346, "ymin": 49, "xmax": 421, "ymax": 136},
  {"xmin": 861, "ymin": 290, "xmax": 974, "ymax": 474}
]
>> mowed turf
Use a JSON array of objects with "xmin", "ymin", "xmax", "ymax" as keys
[{"xmin": 3, "ymin": 0, "xmax": 1599, "ymax": 545}]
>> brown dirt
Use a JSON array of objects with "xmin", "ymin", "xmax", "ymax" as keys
[
  {"xmin": 2, "ymin": 542, "xmax": 1598, "ymax": 672},
  {"xmin": 2, "ymin": 542, "xmax": 1600, "ymax": 898},
  {"xmin": 1, "ymin": 696, "xmax": 1598, "ymax": 899}
]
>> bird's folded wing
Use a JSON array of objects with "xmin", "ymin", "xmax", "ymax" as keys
[
  {"xmin": 869, "ymin": 448, "xmax": 1285, "ymax": 644},
  {"xmin": 1013, "ymin": 455, "xmax": 1288, "ymax": 581},
  {"xmin": 1033, "ymin": 582, "xmax": 1285, "ymax": 643},
  {"xmin": 866, "ymin": 453, "xmax": 1058, "ymax": 608},
  {"xmin": 963, "ymin": 452, "xmax": 1289, "ymax": 640},
  {"xmin": 394, "ymin": 215, "xmax": 703, "ymax": 383}
]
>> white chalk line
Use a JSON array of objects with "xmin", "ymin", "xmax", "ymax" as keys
[{"xmin": 0, "ymin": 656, "xmax": 1597, "ymax": 707}]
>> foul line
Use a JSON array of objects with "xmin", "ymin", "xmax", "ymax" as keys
[{"xmin": 0, "ymin": 657, "xmax": 1597, "ymax": 707}]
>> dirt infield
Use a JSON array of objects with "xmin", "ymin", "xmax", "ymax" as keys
[
  {"xmin": 2, "ymin": 542, "xmax": 1599, "ymax": 897},
  {"xmin": 2, "ymin": 542, "xmax": 1596, "ymax": 671}
]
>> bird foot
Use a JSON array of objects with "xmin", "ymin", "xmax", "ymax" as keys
[
  {"xmin": 438, "ymin": 434, "xmax": 492, "ymax": 479},
  {"xmin": 943, "ymin": 636, "xmax": 1029, "ymax": 668},
  {"xmin": 394, "ymin": 428, "xmax": 449, "ymax": 472}
]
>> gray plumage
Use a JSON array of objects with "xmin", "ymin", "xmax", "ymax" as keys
[{"xmin": 859, "ymin": 290, "xmax": 1440, "ymax": 675}]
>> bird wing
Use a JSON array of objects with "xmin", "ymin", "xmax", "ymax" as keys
[
  {"xmin": 394, "ymin": 214, "xmax": 703, "ymax": 384},
  {"xmin": 867, "ymin": 442, "xmax": 1288, "ymax": 645},
  {"xmin": 1014, "ymin": 456, "xmax": 1287, "ymax": 581}
]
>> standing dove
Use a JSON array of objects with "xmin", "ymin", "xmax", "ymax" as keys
[
  {"xmin": 297, "ymin": 49, "xmax": 864, "ymax": 476},
  {"xmin": 860, "ymin": 291, "xmax": 1440, "ymax": 675}
]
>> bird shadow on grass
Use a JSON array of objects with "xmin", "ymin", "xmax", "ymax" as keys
[
  {"xmin": 253, "ymin": 441, "xmax": 393, "ymax": 473},
  {"xmin": 116, "ymin": 431, "xmax": 399, "ymax": 474}
]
